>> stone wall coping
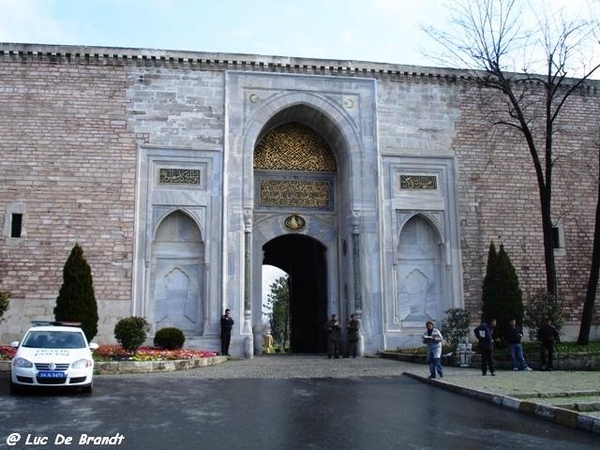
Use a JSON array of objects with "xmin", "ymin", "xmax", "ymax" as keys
[{"xmin": 1, "ymin": 42, "xmax": 598, "ymax": 90}]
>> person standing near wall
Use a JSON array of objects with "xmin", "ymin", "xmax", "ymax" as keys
[
  {"xmin": 474, "ymin": 319, "xmax": 496, "ymax": 376},
  {"xmin": 344, "ymin": 314, "xmax": 361, "ymax": 358},
  {"xmin": 537, "ymin": 317, "xmax": 560, "ymax": 371},
  {"xmin": 324, "ymin": 314, "xmax": 341, "ymax": 359},
  {"xmin": 220, "ymin": 309, "xmax": 234, "ymax": 356},
  {"xmin": 505, "ymin": 318, "xmax": 532, "ymax": 371},
  {"xmin": 422, "ymin": 320, "xmax": 444, "ymax": 379}
]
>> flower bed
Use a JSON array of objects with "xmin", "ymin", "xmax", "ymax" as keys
[
  {"xmin": 93, "ymin": 344, "xmax": 218, "ymax": 362},
  {"xmin": 0, "ymin": 345, "xmax": 16, "ymax": 360}
]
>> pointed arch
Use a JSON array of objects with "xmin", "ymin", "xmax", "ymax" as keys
[
  {"xmin": 150, "ymin": 210, "xmax": 206, "ymax": 335},
  {"xmin": 397, "ymin": 215, "xmax": 444, "ymax": 326}
]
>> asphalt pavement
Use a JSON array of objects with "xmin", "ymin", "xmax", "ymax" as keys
[
  {"xmin": 3, "ymin": 355, "xmax": 599, "ymax": 450},
  {"xmin": 3, "ymin": 353, "xmax": 599, "ymax": 437},
  {"xmin": 140, "ymin": 353, "xmax": 600, "ymax": 435}
]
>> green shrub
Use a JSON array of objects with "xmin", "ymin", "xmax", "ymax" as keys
[
  {"xmin": 523, "ymin": 290, "xmax": 565, "ymax": 341},
  {"xmin": 0, "ymin": 291, "xmax": 10, "ymax": 323},
  {"xmin": 441, "ymin": 308, "xmax": 471, "ymax": 350},
  {"xmin": 114, "ymin": 317, "xmax": 150, "ymax": 354},
  {"xmin": 153, "ymin": 327, "xmax": 185, "ymax": 350}
]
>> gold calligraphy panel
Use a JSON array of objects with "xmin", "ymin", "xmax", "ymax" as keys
[
  {"xmin": 260, "ymin": 180, "xmax": 331, "ymax": 209},
  {"xmin": 254, "ymin": 122, "xmax": 337, "ymax": 172},
  {"xmin": 399, "ymin": 175, "xmax": 437, "ymax": 190}
]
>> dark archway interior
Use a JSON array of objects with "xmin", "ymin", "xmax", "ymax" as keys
[{"xmin": 263, "ymin": 234, "xmax": 328, "ymax": 353}]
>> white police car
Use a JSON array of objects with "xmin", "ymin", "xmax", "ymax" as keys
[{"xmin": 10, "ymin": 322, "xmax": 98, "ymax": 394}]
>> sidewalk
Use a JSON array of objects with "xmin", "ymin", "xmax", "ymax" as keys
[{"xmin": 400, "ymin": 362, "xmax": 600, "ymax": 435}]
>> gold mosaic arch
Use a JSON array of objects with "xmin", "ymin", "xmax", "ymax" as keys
[{"xmin": 254, "ymin": 122, "xmax": 337, "ymax": 172}]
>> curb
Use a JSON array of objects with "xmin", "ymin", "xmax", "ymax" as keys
[
  {"xmin": 403, "ymin": 371, "xmax": 600, "ymax": 435},
  {"xmin": 95, "ymin": 355, "xmax": 228, "ymax": 374}
]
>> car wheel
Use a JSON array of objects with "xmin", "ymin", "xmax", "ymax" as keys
[{"xmin": 82, "ymin": 384, "xmax": 93, "ymax": 394}]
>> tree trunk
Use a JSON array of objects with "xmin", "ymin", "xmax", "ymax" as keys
[{"xmin": 539, "ymin": 187, "xmax": 557, "ymax": 295}]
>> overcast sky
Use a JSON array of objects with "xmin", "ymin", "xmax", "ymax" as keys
[{"xmin": 1, "ymin": 0, "xmax": 597, "ymax": 68}]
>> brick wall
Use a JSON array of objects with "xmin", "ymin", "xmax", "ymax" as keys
[{"xmin": 0, "ymin": 61, "xmax": 138, "ymax": 329}]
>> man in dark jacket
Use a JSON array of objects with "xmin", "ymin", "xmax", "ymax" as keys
[
  {"xmin": 474, "ymin": 319, "xmax": 496, "ymax": 376},
  {"xmin": 324, "ymin": 314, "xmax": 341, "ymax": 359},
  {"xmin": 505, "ymin": 318, "xmax": 532, "ymax": 371},
  {"xmin": 537, "ymin": 317, "xmax": 560, "ymax": 371},
  {"xmin": 220, "ymin": 309, "xmax": 234, "ymax": 356},
  {"xmin": 344, "ymin": 314, "xmax": 361, "ymax": 358}
]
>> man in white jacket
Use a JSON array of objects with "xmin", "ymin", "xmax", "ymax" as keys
[{"xmin": 422, "ymin": 320, "xmax": 444, "ymax": 379}]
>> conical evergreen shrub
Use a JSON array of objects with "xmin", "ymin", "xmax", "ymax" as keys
[
  {"xmin": 480, "ymin": 242, "xmax": 524, "ymax": 345},
  {"xmin": 481, "ymin": 241, "xmax": 500, "ymax": 322},
  {"xmin": 54, "ymin": 243, "xmax": 99, "ymax": 341}
]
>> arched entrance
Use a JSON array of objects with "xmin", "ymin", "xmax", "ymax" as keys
[{"xmin": 263, "ymin": 235, "xmax": 328, "ymax": 353}]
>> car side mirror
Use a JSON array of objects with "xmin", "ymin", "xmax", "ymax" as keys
[
  {"xmin": 10, "ymin": 341, "xmax": 20, "ymax": 348},
  {"xmin": 89, "ymin": 343, "xmax": 99, "ymax": 351}
]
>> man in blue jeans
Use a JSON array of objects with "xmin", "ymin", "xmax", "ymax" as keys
[
  {"xmin": 505, "ymin": 318, "xmax": 532, "ymax": 371},
  {"xmin": 422, "ymin": 320, "xmax": 443, "ymax": 379}
]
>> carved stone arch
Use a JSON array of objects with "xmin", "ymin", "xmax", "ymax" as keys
[
  {"xmin": 150, "ymin": 209, "xmax": 206, "ymax": 336},
  {"xmin": 396, "ymin": 214, "xmax": 445, "ymax": 327},
  {"xmin": 241, "ymin": 92, "xmax": 363, "ymax": 202},
  {"xmin": 397, "ymin": 212, "xmax": 445, "ymax": 245},
  {"xmin": 227, "ymin": 72, "xmax": 380, "ymax": 355},
  {"xmin": 152, "ymin": 208, "xmax": 204, "ymax": 242}
]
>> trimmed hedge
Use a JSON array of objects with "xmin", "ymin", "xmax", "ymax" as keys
[{"xmin": 154, "ymin": 327, "xmax": 185, "ymax": 350}]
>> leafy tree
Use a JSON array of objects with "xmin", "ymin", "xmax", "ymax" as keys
[
  {"xmin": 54, "ymin": 243, "xmax": 99, "ymax": 341},
  {"xmin": 524, "ymin": 290, "xmax": 565, "ymax": 341},
  {"xmin": 0, "ymin": 291, "xmax": 10, "ymax": 322},
  {"xmin": 263, "ymin": 274, "xmax": 290, "ymax": 348},
  {"xmin": 441, "ymin": 307, "xmax": 472, "ymax": 350},
  {"xmin": 425, "ymin": 0, "xmax": 600, "ymax": 297}
]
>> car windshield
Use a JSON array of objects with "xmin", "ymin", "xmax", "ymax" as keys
[{"xmin": 22, "ymin": 331, "xmax": 86, "ymax": 349}]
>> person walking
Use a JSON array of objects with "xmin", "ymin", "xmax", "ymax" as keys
[
  {"xmin": 344, "ymin": 314, "xmax": 361, "ymax": 358},
  {"xmin": 474, "ymin": 319, "xmax": 496, "ymax": 376},
  {"xmin": 422, "ymin": 320, "xmax": 444, "ymax": 379},
  {"xmin": 537, "ymin": 317, "xmax": 560, "ymax": 371},
  {"xmin": 505, "ymin": 318, "xmax": 532, "ymax": 371},
  {"xmin": 263, "ymin": 331, "xmax": 274, "ymax": 354},
  {"xmin": 324, "ymin": 314, "xmax": 342, "ymax": 359},
  {"xmin": 220, "ymin": 308, "xmax": 234, "ymax": 356}
]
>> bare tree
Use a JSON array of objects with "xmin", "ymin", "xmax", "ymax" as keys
[{"xmin": 424, "ymin": 0, "xmax": 600, "ymax": 297}]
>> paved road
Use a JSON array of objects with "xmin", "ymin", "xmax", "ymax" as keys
[{"xmin": 1, "ymin": 355, "xmax": 598, "ymax": 449}]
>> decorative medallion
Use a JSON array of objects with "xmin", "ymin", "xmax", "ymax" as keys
[{"xmin": 284, "ymin": 214, "xmax": 306, "ymax": 231}]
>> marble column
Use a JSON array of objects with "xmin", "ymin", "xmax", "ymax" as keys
[{"xmin": 243, "ymin": 209, "xmax": 254, "ymax": 359}]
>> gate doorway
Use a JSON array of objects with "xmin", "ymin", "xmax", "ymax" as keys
[{"xmin": 263, "ymin": 234, "xmax": 328, "ymax": 353}]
